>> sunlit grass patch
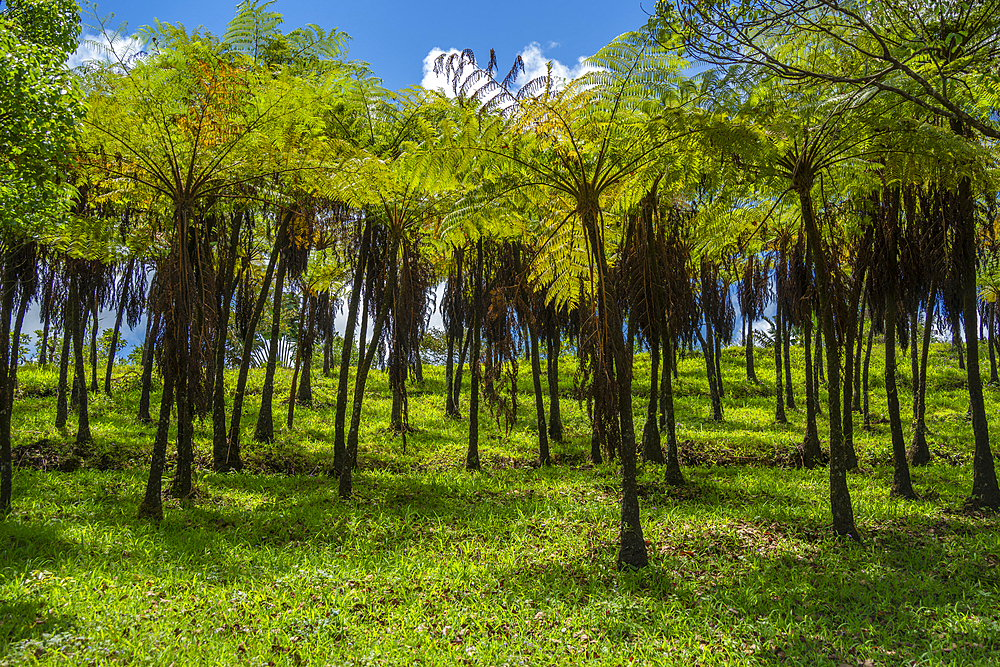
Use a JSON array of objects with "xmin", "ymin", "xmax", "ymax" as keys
[{"xmin": 3, "ymin": 342, "xmax": 1000, "ymax": 664}]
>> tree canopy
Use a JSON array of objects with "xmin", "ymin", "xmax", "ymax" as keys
[{"xmin": 3, "ymin": 0, "xmax": 1000, "ymax": 572}]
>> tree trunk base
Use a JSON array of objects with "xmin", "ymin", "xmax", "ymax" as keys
[
  {"xmin": 616, "ymin": 528, "xmax": 648, "ymax": 570},
  {"xmin": 641, "ymin": 418, "xmax": 664, "ymax": 464},
  {"xmin": 908, "ymin": 430, "xmax": 932, "ymax": 466},
  {"xmin": 965, "ymin": 493, "xmax": 1000, "ymax": 510},
  {"xmin": 590, "ymin": 431, "xmax": 603, "ymax": 465},
  {"xmin": 890, "ymin": 486, "xmax": 920, "ymax": 501},
  {"xmin": 800, "ymin": 437, "xmax": 823, "ymax": 469},
  {"xmin": 338, "ymin": 466, "xmax": 352, "ymax": 499},
  {"xmin": 167, "ymin": 479, "xmax": 196, "ymax": 500},
  {"xmin": 664, "ymin": 461, "xmax": 684, "ymax": 486},
  {"xmin": 845, "ymin": 446, "xmax": 859, "ymax": 472},
  {"xmin": 137, "ymin": 499, "xmax": 163, "ymax": 522}
]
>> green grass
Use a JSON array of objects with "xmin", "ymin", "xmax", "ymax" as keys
[{"xmin": 2, "ymin": 341, "xmax": 999, "ymax": 665}]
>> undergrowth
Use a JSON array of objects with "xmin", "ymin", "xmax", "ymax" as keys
[{"xmin": 2, "ymin": 341, "xmax": 998, "ymax": 665}]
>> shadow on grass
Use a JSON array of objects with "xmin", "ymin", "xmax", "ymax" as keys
[
  {"xmin": 2, "ymin": 460, "xmax": 998, "ymax": 665},
  {"xmin": 0, "ymin": 525, "xmax": 81, "ymax": 656},
  {"xmin": 1, "ymin": 523, "xmax": 82, "ymax": 570},
  {"xmin": 0, "ymin": 599, "xmax": 77, "ymax": 657}
]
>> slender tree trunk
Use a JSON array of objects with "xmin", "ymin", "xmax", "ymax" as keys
[
  {"xmin": 0, "ymin": 253, "xmax": 15, "ymax": 513},
  {"xmin": 445, "ymin": 326, "xmax": 457, "ymax": 417},
  {"xmin": 579, "ymin": 205, "xmax": 646, "ymax": 569},
  {"xmin": 910, "ymin": 309, "xmax": 920, "ymax": 418},
  {"xmin": 590, "ymin": 429, "xmax": 604, "ymax": 464},
  {"xmin": 609, "ymin": 295, "xmax": 645, "ymax": 569},
  {"xmin": 71, "ymin": 277, "xmax": 92, "ymax": 449},
  {"xmin": 529, "ymin": 321, "xmax": 550, "ymax": 465},
  {"xmin": 589, "ymin": 320, "xmax": 605, "ymax": 465},
  {"xmin": 909, "ymin": 286, "xmax": 936, "ymax": 465},
  {"xmin": 55, "ymin": 315, "xmax": 71, "ymax": 429},
  {"xmin": 228, "ymin": 219, "xmax": 287, "ymax": 470},
  {"xmin": 953, "ymin": 326, "xmax": 965, "ymax": 370},
  {"xmin": 547, "ymin": 331, "xmax": 563, "ymax": 442},
  {"xmin": 297, "ymin": 296, "xmax": 315, "ymax": 406},
  {"xmin": 39, "ymin": 271, "xmax": 54, "ymax": 368},
  {"xmin": 40, "ymin": 312, "xmax": 50, "ymax": 366},
  {"xmin": 105, "ymin": 259, "xmax": 135, "ymax": 395},
  {"xmin": 340, "ymin": 239, "xmax": 398, "ymax": 499},
  {"xmin": 389, "ymin": 256, "xmax": 407, "ymax": 436},
  {"xmin": 746, "ymin": 311, "xmax": 760, "ymax": 384},
  {"xmin": 774, "ymin": 297, "xmax": 787, "ymax": 423},
  {"xmin": 842, "ymin": 305, "xmax": 860, "ymax": 473},
  {"xmin": 642, "ymin": 335, "xmax": 664, "ymax": 463},
  {"xmin": 814, "ymin": 324, "xmax": 824, "ymax": 391},
  {"xmin": 885, "ymin": 292, "xmax": 918, "ymax": 499},
  {"xmin": 333, "ymin": 223, "xmax": 370, "ymax": 473},
  {"xmin": 138, "ymin": 310, "xmax": 159, "ymax": 423},
  {"xmin": 253, "ymin": 251, "xmax": 288, "ymax": 444},
  {"xmin": 287, "ymin": 294, "xmax": 307, "ymax": 430},
  {"xmin": 389, "ymin": 255, "xmax": 407, "ymax": 435},
  {"xmin": 453, "ymin": 327, "xmax": 470, "ymax": 414},
  {"xmin": 89, "ymin": 300, "xmax": 99, "ymax": 392},
  {"xmin": 659, "ymin": 334, "xmax": 669, "ymax": 431},
  {"xmin": 993, "ymin": 326, "xmax": 999, "ymax": 381},
  {"xmin": 323, "ymin": 331, "xmax": 332, "ymax": 378},
  {"xmin": 662, "ymin": 325, "xmax": 684, "ymax": 485},
  {"xmin": 783, "ymin": 318, "xmax": 795, "ymax": 410},
  {"xmin": 954, "ymin": 169, "xmax": 1000, "ymax": 507},
  {"xmin": 802, "ymin": 316, "xmax": 820, "ymax": 467},
  {"xmin": 8, "ymin": 289, "xmax": 30, "ymax": 412},
  {"xmin": 413, "ymin": 352, "xmax": 423, "ymax": 384},
  {"xmin": 71, "ymin": 359, "xmax": 79, "ymax": 408},
  {"xmin": 211, "ymin": 325, "xmax": 232, "ymax": 472},
  {"xmin": 391, "ymin": 381, "xmax": 402, "ymax": 431},
  {"xmin": 989, "ymin": 304, "xmax": 998, "ymax": 385},
  {"xmin": 466, "ymin": 240, "xmax": 484, "ymax": 472},
  {"xmin": 863, "ymin": 319, "xmax": 874, "ymax": 430},
  {"xmin": 103, "ymin": 294, "xmax": 125, "ymax": 396},
  {"xmin": 700, "ymin": 319, "xmax": 723, "ymax": 421},
  {"xmin": 714, "ymin": 331, "xmax": 724, "ymax": 399},
  {"xmin": 169, "ymin": 233, "xmax": 197, "ymax": 500},
  {"xmin": 211, "ymin": 215, "xmax": 245, "ymax": 472},
  {"xmin": 138, "ymin": 328, "xmax": 175, "ymax": 521},
  {"xmin": 799, "ymin": 185, "xmax": 856, "ymax": 538},
  {"xmin": 853, "ymin": 295, "xmax": 866, "ymax": 412}
]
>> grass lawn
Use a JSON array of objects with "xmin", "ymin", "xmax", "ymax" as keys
[{"xmin": 2, "ymin": 341, "xmax": 998, "ymax": 665}]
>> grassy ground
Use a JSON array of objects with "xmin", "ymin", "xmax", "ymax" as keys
[{"xmin": 1, "ymin": 341, "xmax": 999, "ymax": 665}]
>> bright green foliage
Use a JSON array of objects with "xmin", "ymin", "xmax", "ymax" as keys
[
  {"xmin": 654, "ymin": 0, "xmax": 1000, "ymax": 139},
  {"xmin": 223, "ymin": 0, "xmax": 349, "ymax": 74},
  {"xmin": 436, "ymin": 32, "xmax": 716, "ymax": 311},
  {"xmin": 0, "ymin": 0, "xmax": 80, "ymax": 232}
]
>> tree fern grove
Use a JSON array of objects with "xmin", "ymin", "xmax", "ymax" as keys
[{"xmin": 5, "ymin": 0, "xmax": 1000, "ymax": 584}]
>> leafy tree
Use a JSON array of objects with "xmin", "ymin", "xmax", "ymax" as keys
[
  {"xmin": 78, "ymin": 5, "xmax": 349, "ymax": 516},
  {"xmin": 654, "ymin": 0, "xmax": 1000, "ymax": 508},
  {"xmin": 436, "ymin": 32, "xmax": 715, "ymax": 568},
  {"xmin": 0, "ymin": 0, "xmax": 80, "ymax": 513},
  {"xmin": 327, "ymin": 88, "xmax": 454, "ymax": 497}
]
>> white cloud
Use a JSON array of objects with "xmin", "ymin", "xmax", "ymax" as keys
[
  {"xmin": 67, "ymin": 31, "xmax": 146, "ymax": 69},
  {"xmin": 421, "ymin": 47, "xmax": 464, "ymax": 96},
  {"xmin": 420, "ymin": 42, "xmax": 598, "ymax": 98},
  {"xmin": 518, "ymin": 42, "xmax": 597, "ymax": 86}
]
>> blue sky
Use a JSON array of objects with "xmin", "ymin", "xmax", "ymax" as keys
[{"xmin": 76, "ymin": 0, "xmax": 655, "ymax": 90}]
